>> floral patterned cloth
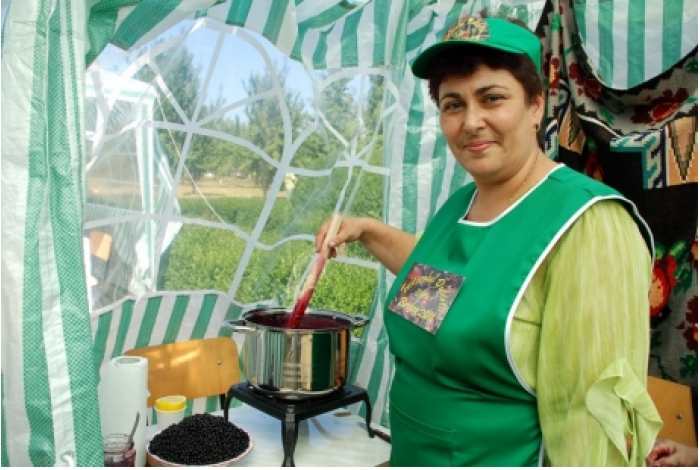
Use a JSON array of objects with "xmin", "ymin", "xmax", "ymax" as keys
[{"xmin": 537, "ymin": 0, "xmax": 697, "ymax": 405}]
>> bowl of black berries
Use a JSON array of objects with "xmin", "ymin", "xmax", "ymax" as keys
[{"xmin": 146, "ymin": 413, "xmax": 253, "ymax": 466}]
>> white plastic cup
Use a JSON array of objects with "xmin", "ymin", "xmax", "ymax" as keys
[{"xmin": 154, "ymin": 395, "xmax": 186, "ymax": 431}]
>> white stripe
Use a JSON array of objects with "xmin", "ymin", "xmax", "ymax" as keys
[
  {"xmin": 383, "ymin": 0, "xmax": 404, "ymax": 65},
  {"xmin": 324, "ymin": 17, "xmax": 344, "ymax": 69},
  {"xmin": 299, "ymin": 26, "xmax": 321, "ymax": 69},
  {"xmin": 52, "ymin": 0, "xmax": 89, "ymax": 462},
  {"xmin": 356, "ymin": 5, "xmax": 373, "ymax": 67},
  {"xmin": 611, "ymin": 1, "xmax": 627, "ymax": 89},
  {"xmin": 296, "ymin": 0, "xmax": 340, "ymax": 23},
  {"xmin": 681, "ymin": 0, "xmax": 698, "ymax": 57},
  {"xmin": 0, "ymin": 0, "xmax": 37, "ymax": 463},
  {"xmin": 123, "ymin": 297, "xmax": 148, "ymax": 350},
  {"xmin": 149, "ymin": 295, "xmax": 177, "ymax": 345},
  {"xmin": 177, "ymin": 294, "xmax": 204, "ymax": 340},
  {"xmin": 98, "ymin": 304, "xmax": 121, "ymax": 376},
  {"xmin": 243, "ymin": 0, "xmax": 274, "ymax": 38},
  {"xmin": 275, "ymin": 4, "xmax": 299, "ymax": 56},
  {"xmin": 353, "ymin": 301, "xmax": 385, "ymax": 388},
  {"xmin": 203, "ymin": 294, "xmax": 230, "ymax": 338},
  {"xmin": 406, "ymin": 5, "xmax": 431, "ymax": 36},
  {"xmin": 191, "ymin": 398, "xmax": 208, "ymax": 414},
  {"xmin": 583, "ymin": 5, "xmax": 600, "ymax": 78},
  {"xmin": 416, "ymin": 89, "xmax": 439, "ymax": 230},
  {"xmin": 643, "ymin": 2, "xmax": 663, "ymax": 80},
  {"xmin": 127, "ymin": 0, "xmax": 218, "ymax": 50},
  {"xmin": 386, "ymin": 73, "xmax": 419, "ymax": 231}
]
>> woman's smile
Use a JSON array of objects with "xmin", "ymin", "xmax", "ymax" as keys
[{"xmin": 464, "ymin": 139, "xmax": 494, "ymax": 153}]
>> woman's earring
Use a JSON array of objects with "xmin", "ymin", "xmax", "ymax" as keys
[{"xmin": 534, "ymin": 123, "xmax": 540, "ymax": 132}]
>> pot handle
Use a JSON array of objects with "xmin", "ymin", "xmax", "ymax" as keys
[
  {"xmin": 222, "ymin": 319, "xmax": 257, "ymax": 334},
  {"xmin": 350, "ymin": 315, "xmax": 369, "ymax": 328}
]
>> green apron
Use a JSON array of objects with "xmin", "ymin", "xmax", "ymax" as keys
[{"xmin": 384, "ymin": 166, "xmax": 651, "ymax": 466}]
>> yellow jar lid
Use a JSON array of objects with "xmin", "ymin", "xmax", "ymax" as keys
[{"xmin": 154, "ymin": 395, "xmax": 186, "ymax": 411}]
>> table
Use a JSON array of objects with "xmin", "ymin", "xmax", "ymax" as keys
[{"xmin": 146, "ymin": 405, "xmax": 391, "ymax": 467}]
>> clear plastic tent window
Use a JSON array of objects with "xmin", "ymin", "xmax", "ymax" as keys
[{"xmin": 84, "ymin": 19, "xmax": 390, "ymax": 315}]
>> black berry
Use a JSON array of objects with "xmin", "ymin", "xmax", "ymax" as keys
[{"xmin": 148, "ymin": 413, "xmax": 250, "ymax": 465}]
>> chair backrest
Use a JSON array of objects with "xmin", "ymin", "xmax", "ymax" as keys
[
  {"xmin": 647, "ymin": 376, "xmax": 697, "ymax": 446},
  {"xmin": 124, "ymin": 337, "xmax": 240, "ymax": 408}
]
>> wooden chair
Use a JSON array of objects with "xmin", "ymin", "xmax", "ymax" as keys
[
  {"xmin": 124, "ymin": 337, "xmax": 240, "ymax": 409},
  {"xmin": 647, "ymin": 376, "xmax": 697, "ymax": 446}
]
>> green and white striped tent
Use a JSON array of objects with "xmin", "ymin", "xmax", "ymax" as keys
[{"xmin": 2, "ymin": 0, "xmax": 697, "ymax": 466}]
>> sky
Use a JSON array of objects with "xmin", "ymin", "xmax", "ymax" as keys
[{"xmin": 96, "ymin": 19, "xmax": 326, "ymax": 120}]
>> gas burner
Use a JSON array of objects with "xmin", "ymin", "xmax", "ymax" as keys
[{"xmin": 223, "ymin": 382, "xmax": 375, "ymax": 467}]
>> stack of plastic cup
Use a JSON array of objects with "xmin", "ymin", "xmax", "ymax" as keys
[{"xmin": 154, "ymin": 395, "xmax": 186, "ymax": 431}]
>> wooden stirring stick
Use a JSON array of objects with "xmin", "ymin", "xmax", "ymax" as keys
[{"xmin": 286, "ymin": 214, "xmax": 343, "ymax": 329}]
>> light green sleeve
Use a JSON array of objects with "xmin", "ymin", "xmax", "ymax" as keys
[{"xmin": 510, "ymin": 200, "xmax": 663, "ymax": 466}]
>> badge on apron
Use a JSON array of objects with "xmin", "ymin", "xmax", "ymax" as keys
[{"xmin": 388, "ymin": 262, "xmax": 465, "ymax": 334}]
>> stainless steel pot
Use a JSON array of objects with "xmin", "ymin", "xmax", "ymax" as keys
[{"xmin": 222, "ymin": 307, "xmax": 369, "ymax": 400}]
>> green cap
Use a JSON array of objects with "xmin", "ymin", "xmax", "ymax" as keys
[{"xmin": 411, "ymin": 16, "xmax": 541, "ymax": 78}]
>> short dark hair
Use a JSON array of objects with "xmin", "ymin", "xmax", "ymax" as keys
[{"xmin": 426, "ymin": 45, "xmax": 544, "ymax": 105}]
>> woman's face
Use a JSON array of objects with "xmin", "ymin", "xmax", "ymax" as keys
[{"xmin": 438, "ymin": 64, "xmax": 543, "ymax": 185}]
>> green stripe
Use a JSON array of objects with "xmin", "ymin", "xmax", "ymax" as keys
[
  {"xmin": 401, "ymin": 87, "xmax": 424, "ymax": 234},
  {"xmin": 162, "ymin": 295, "xmax": 191, "ymax": 343},
  {"xmin": 406, "ymin": 21, "xmax": 432, "ymax": 54},
  {"xmin": 340, "ymin": 10, "xmax": 362, "ymax": 66},
  {"xmin": 627, "ymin": 1, "xmax": 645, "ymax": 88},
  {"xmin": 312, "ymin": 28, "xmax": 330, "ymax": 69},
  {"xmin": 24, "ymin": 1, "xmax": 53, "ymax": 465},
  {"xmin": 84, "ymin": 0, "xmax": 122, "ymax": 65},
  {"xmin": 225, "ymin": 0, "xmax": 254, "ymax": 25},
  {"xmin": 597, "ymin": 1, "xmax": 614, "ymax": 85},
  {"xmin": 92, "ymin": 312, "xmax": 114, "ymax": 376},
  {"xmin": 290, "ymin": 27, "xmax": 306, "ymax": 62},
  {"xmin": 372, "ymin": 0, "xmax": 389, "ymax": 65},
  {"xmin": 577, "ymin": 5, "xmax": 587, "ymax": 43},
  {"xmin": 205, "ymin": 395, "xmax": 218, "ymax": 413},
  {"xmin": 111, "ymin": 0, "xmax": 184, "ymax": 50},
  {"xmin": 298, "ymin": 4, "xmax": 349, "ymax": 30},
  {"xmin": 429, "ymin": 134, "xmax": 446, "ymax": 219},
  {"xmin": 135, "ymin": 296, "xmax": 162, "ymax": 348},
  {"xmin": 662, "ymin": 0, "xmax": 683, "ymax": 70},
  {"xmin": 262, "ymin": 0, "xmax": 288, "ymax": 45},
  {"xmin": 364, "ymin": 333, "xmax": 389, "ymax": 423},
  {"xmin": 56, "ymin": 3, "xmax": 102, "ymax": 462},
  {"xmin": 111, "ymin": 300, "xmax": 135, "ymax": 358},
  {"xmin": 390, "ymin": 1, "xmax": 409, "ymax": 66},
  {"xmin": 191, "ymin": 293, "xmax": 218, "ymax": 339}
]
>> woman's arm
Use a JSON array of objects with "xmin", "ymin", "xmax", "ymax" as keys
[
  {"xmin": 536, "ymin": 200, "xmax": 661, "ymax": 466},
  {"xmin": 315, "ymin": 216, "xmax": 416, "ymax": 275}
]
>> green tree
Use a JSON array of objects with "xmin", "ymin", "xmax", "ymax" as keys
[{"xmin": 242, "ymin": 64, "xmax": 308, "ymax": 197}]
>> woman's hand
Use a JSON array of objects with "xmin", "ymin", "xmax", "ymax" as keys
[
  {"xmin": 314, "ymin": 216, "xmax": 417, "ymax": 275},
  {"xmin": 315, "ymin": 216, "xmax": 368, "ymax": 258},
  {"xmin": 646, "ymin": 439, "xmax": 698, "ymax": 467}
]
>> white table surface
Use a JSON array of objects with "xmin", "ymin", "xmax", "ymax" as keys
[{"xmin": 146, "ymin": 405, "xmax": 391, "ymax": 467}]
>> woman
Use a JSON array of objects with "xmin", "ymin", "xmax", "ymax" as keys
[{"xmin": 315, "ymin": 15, "xmax": 662, "ymax": 466}]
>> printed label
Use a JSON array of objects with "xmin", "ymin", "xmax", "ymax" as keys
[{"xmin": 388, "ymin": 262, "xmax": 465, "ymax": 334}]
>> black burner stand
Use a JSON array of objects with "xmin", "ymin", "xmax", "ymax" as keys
[{"xmin": 223, "ymin": 382, "xmax": 375, "ymax": 467}]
